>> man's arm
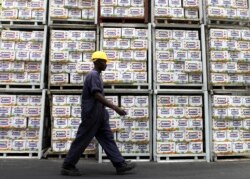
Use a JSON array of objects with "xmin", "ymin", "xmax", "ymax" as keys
[{"xmin": 94, "ymin": 92, "xmax": 126, "ymax": 116}]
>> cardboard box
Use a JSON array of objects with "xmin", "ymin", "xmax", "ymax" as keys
[
  {"xmin": 26, "ymin": 106, "xmax": 41, "ymax": 117},
  {"xmin": 1, "ymin": 41, "xmax": 15, "ymax": 50},
  {"xmin": 28, "ymin": 118, "xmax": 40, "ymax": 128},
  {"xmin": 133, "ymin": 50, "xmax": 147, "ymax": 61},
  {"xmin": 114, "ymin": 7, "xmax": 128, "ymax": 17},
  {"xmin": 183, "ymin": 0, "xmax": 199, "ymax": 8},
  {"xmin": 156, "ymin": 40, "xmax": 169, "ymax": 51},
  {"xmin": 228, "ymin": 29, "xmax": 241, "ymax": 40},
  {"xmin": 237, "ymin": 9, "xmax": 249, "ymax": 19},
  {"xmin": 185, "ymin": 130, "xmax": 202, "ymax": 142},
  {"xmin": 134, "ymin": 72, "xmax": 147, "ymax": 83},
  {"xmin": 232, "ymin": 142, "xmax": 246, "ymax": 153},
  {"xmin": 131, "ymin": 131, "xmax": 149, "ymax": 142},
  {"xmin": 103, "ymin": 39, "xmax": 117, "ymax": 50},
  {"xmin": 27, "ymin": 73, "xmax": 41, "ymax": 83},
  {"xmin": 78, "ymin": 41, "xmax": 95, "ymax": 51},
  {"xmin": 157, "ymin": 72, "xmax": 174, "ymax": 83},
  {"xmin": 131, "ymin": 107, "xmax": 148, "ymax": 119},
  {"xmin": 157, "ymin": 118, "xmax": 175, "ymax": 130},
  {"xmin": 52, "ymin": 106, "xmax": 71, "ymax": 117},
  {"xmin": 116, "ymin": 61, "xmax": 130, "ymax": 71},
  {"xmin": 26, "ymin": 129, "xmax": 39, "ymax": 139},
  {"xmin": 210, "ymin": 29, "xmax": 228, "ymax": 39},
  {"xmin": 229, "ymin": 120, "xmax": 243, "ymax": 129},
  {"xmin": 185, "ymin": 31, "xmax": 199, "ymax": 40},
  {"xmin": 51, "ymin": 63, "xmax": 65, "ymax": 73},
  {"xmin": 213, "ymin": 142, "xmax": 232, "ymax": 153},
  {"xmin": 117, "ymin": 0, "xmax": 130, "ymax": 6},
  {"xmin": 189, "ymin": 118, "xmax": 203, "ymax": 129},
  {"xmin": 122, "ymin": 143, "xmax": 135, "ymax": 154},
  {"xmin": 172, "ymin": 107, "xmax": 185, "ymax": 118},
  {"xmin": 52, "ymin": 129, "xmax": 70, "ymax": 140},
  {"xmin": 0, "ymin": 95, "xmax": 16, "ymax": 106},
  {"xmin": 119, "ymin": 50, "xmax": 133, "ymax": 61},
  {"xmin": 0, "ymin": 50, "xmax": 15, "ymax": 61},
  {"xmin": 135, "ymin": 29, "xmax": 148, "ymax": 39},
  {"xmin": 135, "ymin": 96, "xmax": 148, "ymax": 107},
  {"xmin": 121, "ymin": 96, "xmax": 135, "ymax": 107},
  {"xmin": 213, "ymin": 95, "xmax": 229, "ymax": 107},
  {"xmin": 68, "ymin": 118, "xmax": 81, "ymax": 128},
  {"xmin": 174, "ymin": 73, "xmax": 188, "ymax": 84},
  {"xmin": 229, "ymin": 96, "xmax": 243, "ymax": 107},
  {"xmin": 157, "ymin": 142, "xmax": 175, "ymax": 154},
  {"xmin": 11, "ymin": 117, "xmax": 26, "ymax": 128},
  {"xmin": 51, "ymin": 30, "xmax": 68, "ymax": 40},
  {"xmin": 157, "ymin": 96, "xmax": 175, "ymax": 106},
  {"xmin": 243, "ymin": 97, "xmax": 250, "ymax": 107},
  {"xmin": 185, "ymin": 9, "xmax": 199, "ymax": 19},
  {"xmin": 237, "ymin": 41, "xmax": 250, "ymax": 51},
  {"xmin": 157, "ymin": 61, "xmax": 172, "ymax": 72},
  {"xmin": 51, "ymin": 41, "xmax": 66, "ymax": 51},
  {"xmin": 68, "ymin": 9, "xmax": 82, "ymax": 19},
  {"xmin": 173, "ymin": 30, "xmax": 186, "ymax": 40},
  {"xmin": 119, "ymin": 72, "xmax": 134, "ymax": 83},
  {"xmin": 76, "ymin": 62, "xmax": 93, "ymax": 73},
  {"xmin": 157, "ymin": 107, "xmax": 172, "ymax": 118},
  {"xmin": 169, "ymin": 40, "xmax": 183, "ymax": 50},
  {"xmin": 173, "ymin": 51, "xmax": 188, "ymax": 60},
  {"xmin": 50, "ymin": 51, "xmax": 69, "ymax": 62},
  {"xmin": 0, "ymin": 106, "xmax": 12, "ymax": 117},
  {"xmin": 26, "ymin": 140, "xmax": 39, "ymax": 151},
  {"xmin": 0, "ymin": 118, "xmax": 12, "ymax": 129},
  {"xmin": 131, "ymin": 39, "xmax": 147, "ymax": 50},
  {"xmin": 211, "ymin": 73, "xmax": 228, "ymax": 84},
  {"xmin": 169, "ymin": 0, "xmax": 182, "ymax": 7},
  {"xmin": 241, "ymin": 108, "xmax": 250, "ymax": 118},
  {"xmin": 53, "ymin": 95, "xmax": 67, "ymax": 106},
  {"xmin": 71, "ymin": 106, "xmax": 81, "ymax": 117},
  {"xmin": 12, "ymin": 140, "xmax": 26, "ymax": 151},
  {"xmin": 171, "ymin": 8, "xmax": 184, "ymax": 18},
  {"xmin": 176, "ymin": 119, "xmax": 189, "ymax": 129},
  {"xmin": 104, "ymin": 28, "xmax": 121, "ymax": 39},
  {"xmin": 213, "ymin": 120, "xmax": 229, "ymax": 130},
  {"xmin": 131, "ymin": 0, "xmax": 144, "ymax": 6},
  {"xmin": 52, "ymin": 140, "xmax": 67, "ymax": 152},
  {"xmin": 67, "ymin": 95, "xmax": 81, "ymax": 106},
  {"xmin": 155, "ymin": 7, "xmax": 172, "ymax": 17},
  {"xmin": 32, "ymin": 31, "xmax": 44, "ymax": 42},
  {"xmin": 183, "ymin": 40, "xmax": 200, "ymax": 50},
  {"xmin": 82, "ymin": 31, "xmax": 96, "ymax": 41},
  {"xmin": 175, "ymin": 96, "xmax": 189, "ymax": 106},
  {"xmin": 207, "ymin": 7, "xmax": 225, "ymax": 18},
  {"xmin": 1, "ymin": 9, "xmax": 18, "ymax": 19},
  {"xmin": 175, "ymin": 143, "xmax": 188, "ymax": 154},
  {"xmin": 240, "ymin": 131, "xmax": 250, "ymax": 141},
  {"xmin": 227, "ymin": 130, "xmax": 240, "ymax": 141},
  {"xmin": 70, "ymin": 72, "xmax": 83, "ymax": 83},
  {"xmin": 213, "ymin": 131, "xmax": 227, "ymax": 142},
  {"xmin": 15, "ymin": 42, "xmax": 29, "ymax": 51},
  {"xmin": 155, "ymin": 0, "xmax": 169, "ymax": 6},
  {"xmin": 155, "ymin": 30, "xmax": 172, "ymax": 40},
  {"xmin": 101, "ymin": 0, "xmax": 117, "ymax": 6},
  {"xmin": 10, "ymin": 130, "xmax": 26, "ymax": 139},
  {"xmin": 50, "ymin": 8, "xmax": 68, "ymax": 19},
  {"xmin": 11, "ymin": 106, "xmax": 26, "ymax": 117},
  {"xmin": 189, "ymin": 96, "xmax": 202, "ymax": 107},
  {"xmin": 157, "ymin": 131, "xmax": 172, "ymax": 141},
  {"xmin": 117, "ymin": 132, "xmax": 131, "ymax": 142},
  {"xmin": 102, "ymin": 71, "xmax": 119, "ymax": 83},
  {"xmin": 130, "ymin": 62, "xmax": 146, "ymax": 72},
  {"xmin": 156, "ymin": 51, "xmax": 173, "ymax": 61},
  {"xmin": 53, "ymin": 118, "xmax": 68, "ymax": 129},
  {"xmin": 30, "ymin": 51, "xmax": 43, "ymax": 61},
  {"xmin": 189, "ymin": 142, "xmax": 203, "ymax": 153},
  {"xmin": 128, "ymin": 7, "xmax": 144, "ymax": 17},
  {"xmin": 18, "ymin": 9, "xmax": 32, "ymax": 20},
  {"xmin": 109, "ymin": 119, "xmax": 121, "ymax": 130}
]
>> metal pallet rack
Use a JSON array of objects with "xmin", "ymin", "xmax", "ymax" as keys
[
  {"xmin": 99, "ymin": 23, "xmax": 152, "ymax": 92},
  {"xmin": 0, "ymin": 89, "xmax": 47, "ymax": 159},
  {"xmin": 48, "ymin": 25, "xmax": 99, "ymax": 92},
  {"xmin": 43, "ymin": 90, "xmax": 98, "ymax": 159},
  {"xmin": 98, "ymin": 91, "xmax": 153, "ymax": 163},
  {"xmin": 48, "ymin": 0, "xmax": 97, "ymax": 26},
  {"xmin": 151, "ymin": 0, "xmax": 203, "ymax": 25},
  {"xmin": 0, "ymin": 0, "xmax": 48, "ymax": 25},
  {"xmin": 152, "ymin": 23, "xmax": 211, "ymax": 162},
  {"xmin": 0, "ymin": 25, "xmax": 47, "ymax": 90}
]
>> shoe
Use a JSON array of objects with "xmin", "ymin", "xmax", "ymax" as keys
[
  {"xmin": 116, "ymin": 161, "xmax": 136, "ymax": 175},
  {"xmin": 61, "ymin": 166, "xmax": 82, "ymax": 176}
]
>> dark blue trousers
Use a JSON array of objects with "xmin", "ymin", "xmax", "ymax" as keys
[{"xmin": 64, "ymin": 107, "xmax": 124, "ymax": 168}]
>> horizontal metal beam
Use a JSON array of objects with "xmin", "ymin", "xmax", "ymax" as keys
[{"xmin": 100, "ymin": 23, "xmax": 148, "ymax": 28}]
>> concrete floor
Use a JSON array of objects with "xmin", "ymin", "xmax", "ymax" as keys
[{"xmin": 1, "ymin": 159, "xmax": 250, "ymax": 179}]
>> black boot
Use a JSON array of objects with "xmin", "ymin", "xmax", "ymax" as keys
[
  {"xmin": 61, "ymin": 164, "xmax": 82, "ymax": 176},
  {"xmin": 116, "ymin": 161, "xmax": 136, "ymax": 175}
]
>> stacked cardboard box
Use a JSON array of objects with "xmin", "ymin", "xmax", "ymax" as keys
[
  {"xmin": 0, "ymin": 95, "xmax": 42, "ymax": 151},
  {"xmin": 209, "ymin": 29, "xmax": 250, "ymax": 85},
  {"xmin": 156, "ymin": 95, "xmax": 203, "ymax": 154},
  {"xmin": 102, "ymin": 27, "xmax": 148, "ymax": 84},
  {"xmin": 155, "ymin": 29, "xmax": 202, "ymax": 85},
  {"xmin": 0, "ymin": 30, "xmax": 44, "ymax": 85},
  {"xmin": 50, "ymin": 30, "xmax": 96, "ymax": 85}
]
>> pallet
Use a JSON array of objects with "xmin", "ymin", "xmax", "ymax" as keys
[
  {"xmin": 0, "ymin": 152, "xmax": 38, "ymax": 159},
  {"xmin": 214, "ymin": 153, "xmax": 250, "ymax": 162},
  {"xmin": 101, "ymin": 154, "xmax": 150, "ymax": 162},
  {"xmin": 155, "ymin": 18, "xmax": 200, "ymax": 25},
  {"xmin": 49, "ymin": 19, "xmax": 95, "ymax": 26},
  {"xmin": 0, "ymin": 20, "xmax": 44, "ymax": 26},
  {"xmin": 155, "ymin": 84, "xmax": 204, "ymax": 91},
  {"xmin": 211, "ymin": 85, "xmax": 250, "ymax": 92},
  {"xmin": 104, "ymin": 83, "xmax": 150, "ymax": 91},
  {"xmin": 49, "ymin": 84, "xmax": 83, "ymax": 90},
  {"xmin": 0, "ymin": 84, "xmax": 41, "ymax": 90},
  {"xmin": 156, "ymin": 154, "xmax": 206, "ymax": 163},
  {"xmin": 207, "ymin": 19, "xmax": 249, "ymax": 26},
  {"xmin": 99, "ymin": 17, "xmax": 148, "ymax": 24}
]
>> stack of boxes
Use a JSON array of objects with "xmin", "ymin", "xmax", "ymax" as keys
[
  {"xmin": 154, "ymin": 0, "xmax": 200, "ymax": 20},
  {"xmin": 0, "ymin": 95, "xmax": 42, "ymax": 152},
  {"xmin": 105, "ymin": 96, "xmax": 150, "ymax": 155},
  {"xmin": 50, "ymin": 30, "xmax": 96, "ymax": 86},
  {"xmin": 50, "ymin": 0, "xmax": 95, "ymax": 21},
  {"xmin": 51, "ymin": 95, "xmax": 96, "ymax": 154},
  {"xmin": 102, "ymin": 27, "xmax": 148, "ymax": 84},
  {"xmin": 0, "ymin": 30, "xmax": 44, "ymax": 85},
  {"xmin": 207, "ymin": 0, "xmax": 249, "ymax": 20},
  {"xmin": 155, "ymin": 29, "xmax": 202, "ymax": 85},
  {"xmin": 0, "ymin": 0, "xmax": 45, "ymax": 21},
  {"xmin": 100, "ymin": 0, "xmax": 144, "ymax": 18},
  {"xmin": 209, "ymin": 29, "xmax": 250, "ymax": 86},
  {"xmin": 213, "ymin": 95, "xmax": 250, "ymax": 154},
  {"xmin": 156, "ymin": 95, "xmax": 203, "ymax": 154}
]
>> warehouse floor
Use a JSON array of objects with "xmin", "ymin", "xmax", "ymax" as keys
[{"xmin": 1, "ymin": 159, "xmax": 250, "ymax": 179}]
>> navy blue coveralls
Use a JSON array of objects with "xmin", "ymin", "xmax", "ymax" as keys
[{"xmin": 64, "ymin": 69, "xmax": 125, "ymax": 167}]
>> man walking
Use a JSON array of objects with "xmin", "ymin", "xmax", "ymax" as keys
[{"xmin": 61, "ymin": 51, "xmax": 136, "ymax": 176}]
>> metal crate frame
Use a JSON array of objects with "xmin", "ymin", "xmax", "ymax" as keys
[
  {"xmin": 0, "ymin": 89, "xmax": 46, "ymax": 159},
  {"xmin": 98, "ymin": 92, "xmax": 153, "ymax": 163},
  {"xmin": 48, "ymin": 0, "xmax": 97, "ymax": 26},
  {"xmin": 48, "ymin": 25, "xmax": 99, "ymax": 91},
  {"xmin": 152, "ymin": 24, "xmax": 208, "ymax": 94},
  {"xmin": 99, "ymin": 23, "xmax": 152, "ymax": 92},
  {"xmin": 153, "ymin": 91, "xmax": 211, "ymax": 162},
  {"xmin": 0, "ymin": 25, "xmax": 47, "ymax": 90}
]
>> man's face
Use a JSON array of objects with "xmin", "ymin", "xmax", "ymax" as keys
[{"xmin": 95, "ymin": 59, "xmax": 107, "ymax": 71}]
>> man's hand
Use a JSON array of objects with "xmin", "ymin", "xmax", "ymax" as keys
[{"xmin": 114, "ymin": 106, "xmax": 127, "ymax": 116}]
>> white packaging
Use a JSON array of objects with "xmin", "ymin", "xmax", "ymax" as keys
[
  {"xmin": 229, "ymin": 120, "xmax": 243, "ymax": 129},
  {"xmin": 83, "ymin": 31, "xmax": 96, "ymax": 41},
  {"xmin": 0, "ymin": 139, "xmax": 11, "ymax": 150},
  {"xmin": 189, "ymin": 96, "xmax": 202, "ymax": 107},
  {"xmin": 0, "ymin": 106, "xmax": 12, "ymax": 117},
  {"xmin": 15, "ymin": 51, "xmax": 30, "ymax": 61},
  {"xmin": 207, "ymin": 7, "xmax": 226, "ymax": 18},
  {"xmin": 157, "ymin": 96, "xmax": 175, "ymax": 106},
  {"xmin": 228, "ymin": 29, "xmax": 241, "ymax": 40},
  {"xmin": 76, "ymin": 62, "xmax": 93, "ymax": 73},
  {"xmin": 189, "ymin": 142, "xmax": 203, "ymax": 153},
  {"xmin": 119, "ymin": 72, "xmax": 134, "ymax": 83},
  {"xmin": 67, "ymin": 96, "xmax": 81, "ymax": 106},
  {"xmin": 157, "ymin": 142, "xmax": 175, "ymax": 154},
  {"xmin": 128, "ymin": 7, "xmax": 144, "ymax": 17},
  {"xmin": 100, "ymin": 7, "xmax": 114, "ymax": 17},
  {"xmin": 117, "ymin": 132, "xmax": 131, "ymax": 142},
  {"xmin": 157, "ymin": 61, "xmax": 172, "ymax": 72},
  {"xmin": 52, "ymin": 106, "xmax": 71, "ymax": 117},
  {"xmin": 51, "ymin": 41, "xmax": 66, "ymax": 51},
  {"xmin": 114, "ymin": 7, "xmax": 128, "ymax": 17},
  {"xmin": 213, "ymin": 95, "xmax": 229, "ymax": 107},
  {"xmin": 78, "ymin": 42, "xmax": 95, "ymax": 51},
  {"xmin": 183, "ymin": 40, "xmax": 200, "ymax": 50},
  {"xmin": 185, "ymin": 9, "xmax": 199, "ymax": 19},
  {"xmin": 52, "ymin": 129, "xmax": 70, "ymax": 140},
  {"xmin": 50, "ymin": 8, "xmax": 68, "ymax": 18},
  {"xmin": 173, "ymin": 51, "xmax": 188, "ymax": 60},
  {"xmin": 237, "ymin": 41, "xmax": 250, "ymax": 51},
  {"xmin": 27, "ymin": 73, "xmax": 40, "ymax": 83},
  {"xmin": 157, "ymin": 131, "xmax": 172, "ymax": 141},
  {"xmin": 210, "ymin": 39, "xmax": 227, "ymax": 50},
  {"xmin": 101, "ymin": 0, "xmax": 117, "ymax": 6},
  {"xmin": 240, "ymin": 131, "xmax": 250, "ymax": 141},
  {"xmin": 65, "ymin": 41, "xmax": 78, "ymax": 51},
  {"xmin": 1, "ymin": 9, "xmax": 18, "ymax": 19},
  {"xmin": 228, "ymin": 107, "xmax": 241, "ymax": 119},
  {"xmin": 185, "ymin": 61, "xmax": 202, "ymax": 72},
  {"xmin": 157, "ymin": 72, "xmax": 174, "ymax": 83},
  {"xmin": 173, "ymin": 30, "xmax": 186, "ymax": 40},
  {"xmin": 211, "ymin": 62, "xmax": 226, "ymax": 73},
  {"xmin": 51, "ymin": 63, "xmax": 65, "ymax": 73},
  {"xmin": 11, "ymin": 117, "xmax": 26, "ymax": 128},
  {"xmin": 0, "ymin": 95, "xmax": 16, "ymax": 106},
  {"xmin": 51, "ymin": 30, "xmax": 68, "ymax": 40},
  {"xmin": 32, "ymin": 31, "xmax": 44, "ymax": 42},
  {"xmin": 10, "ymin": 130, "xmax": 26, "ymax": 139},
  {"xmin": 210, "ymin": 29, "xmax": 228, "ymax": 39},
  {"xmin": 169, "ymin": 0, "xmax": 182, "ymax": 7},
  {"xmin": 103, "ymin": 39, "xmax": 117, "ymax": 50},
  {"xmin": 135, "ymin": 29, "xmax": 148, "ymax": 39},
  {"xmin": 68, "ymin": 9, "xmax": 82, "ymax": 19},
  {"xmin": 232, "ymin": 142, "xmax": 246, "ymax": 153},
  {"xmin": 12, "ymin": 140, "xmax": 26, "ymax": 151},
  {"xmin": 131, "ymin": 39, "xmax": 147, "ymax": 50},
  {"xmin": 213, "ymin": 142, "xmax": 232, "ymax": 153},
  {"xmin": 155, "ymin": 0, "xmax": 169, "ymax": 6},
  {"xmin": 174, "ymin": 73, "xmax": 188, "ymax": 84},
  {"xmin": 211, "ymin": 73, "xmax": 228, "ymax": 84},
  {"xmin": 131, "ymin": 0, "xmax": 144, "ymax": 6},
  {"xmin": 109, "ymin": 119, "xmax": 120, "ymax": 130},
  {"xmin": 70, "ymin": 73, "xmax": 84, "ymax": 84},
  {"xmin": 52, "ymin": 141, "xmax": 67, "ymax": 152},
  {"xmin": 131, "ymin": 131, "xmax": 149, "ymax": 142},
  {"xmin": 156, "ymin": 41, "xmax": 169, "ymax": 51},
  {"xmin": 26, "ymin": 106, "xmax": 41, "ymax": 117},
  {"xmin": 134, "ymin": 121, "xmax": 149, "ymax": 130},
  {"xmin": 213, "ymin": 121, "xmax": 229, "ymax": 130},
  {"xmin": 65, "ymin": 63, "xmax": 77, "ymax": 73},
  {"xmin": 30, "ymin": 51, "xmax": 43, "ymax": 61},
  {"xmin": 213, "ymin": 131, "xmax": 227, "ymax": 141},
  {"xmin": 26, "ymin": 130, "xmax": 39, "ymax": 139},
  {"xmin": 28, "ymin": 118, "xmax": 40, "ymax": 128},
  {"xmin": 175, "ymin": 96, "xmax": 189, "ymax": 106},
  {"xmin": 121, "ymin": 96, "xmax": 135, "ymax": 107},
  {"xmin": 68, "ymin": 118, "xmax": 81, "ymax": 128},
  {"xmin": 53, "ymin": 95, "xmax": 67, "ymax": 106},
  {"xmin": 171, "ymin": 62, "xmax": 185, "ymax": 72},
  {"xmin": 237, "ymin": 9, "xmax": 249, "ymax": 19},
  {"xmin": 0, "ymin": 50, "xmax": 15, "ymax": 61},
  {"xmin": 156, "ymin": 30, "xmax": 173, "ymax": 40},
  {"xmin": 156, "ymin": 51, "xmax": 173, "ymax": 61},
  {"xmin": 242, "ymin": 108, "xmax": 250, "ymax": 118},
  {"xmin": 176, "ymin": 143, "xmax": 188, "ymax": 154},
  {"xmin": 0, "ymin": 61, "xmax": 12, "ymax": 72},
  {"xmin": 107, "ymin": 109, "xmax": 118, "ymax": 119},
  {"xmin": 186, "ymin": 130, "xmax": 202, "ymax": 142},
  {"xmin": 71, "ymin": 106, "xmax": 81, "ymax": 117},
  {"xmin": 130, "ymin": 62, "xmax": 146, "ymax": 72},
  {"xmin": 117, "ymin": 0, "xmax": 130, "ymax": 6},
  {"xmin": 229, "ymin": 96, "xmax": 243, "ymax": 107},
  {"xmin": 133, "ymin": 50, "xmax": 147, "ymax": 61},
  {"xmin": 120, "ymin": 120, "xmax": 135, "ymax": 130},
  {"xmin": 0, "ymin": 118, "xmax": 12, "ymax": 128},
  {"xmin": 172, "ymin": 107, "xmax": 185, "ymax": 118},
  {"xmin": 121, "ymin": 143, "xmax": 135, "ymax": 154},
  {"xmin": 26, "ymin": 140, "xmax": 39, "ymax": 151},
  {"xmin": 135, "ymin": 96, "xmax": 148, "ymax": 107},
  {"xmin": 134, "ymin": 72, "xmax": 147, "ymax": 83},
  {"xmin": 119, "ymin": 50, "xmax": 133, "ymax": 61},
  {"xmin": 50, "ymin": 73, "xmax": 69, "ymax": 84},
  {"xmin": 1, "ymin": 41, "xmax": 15, "ymax": 50},
  {"xmin": 135, "ymin": 144, "xmax": 149, "ymax": 153},
  {"xmin": 169, "ymin": 40, "xmax": 183, "ymax": 50},
  {"xmin": 157, "ymin": 107, "xmax": 172, "ymax": 118},
  {"xmin": 154, "ymin": 7, "xmax": 172, "ymax": 17},
  {"xmin": 11, "ymin": 106, "xmax": 26, "ymax": 117},
  {"xmin": 183, "ymin": 0, "xmax": 199, "ymax": 8},
  {"xmin": 189, "ymin": 118, "xmax": 203, "ymax": 129},
  {"xmin": 176, "ymin": 119, "xmax": 189, "ymax": 129},
  {"xmin": 51, "ymin": 51, "xmax": 69, "ymax": 62},
  {"xmin": 53, "ymin": 118, "xmax": 68, "ymax": 129},
  {"xmin": 157, "ymin": 118, "xmax": 175, "ymax": 130},
  {"xmin": 187, "ymin": 51, "xmax": 201, "ymax": 61},
  {"xmin": 227, "ymin": 130, "xmax": 240, "ymax": 141},
  {"xmin": 70, "ymin": 129, "xmax": 78, "ymax": 139},
  {"xmin": 243, "ymin": 97, "xmax": 250, "ymax": 107},
  {"xmin": 117, "ymin": 39, "xmax": 130, "ymax": 50},
  {"xmin": 213, "ymin": 108, "xmax": 228, "ymax": 118},
  {"xmin": 18, "ymin": 9, "xmax": 32, "ymax": 20},
  {"xmin": 102, "ymin": 71, "xmax": 119, "ymax": 83},
  {"xmin": 104, "ymin": 28, "xmax": 121, "ymax": 39},
  {"xmin": 131, "ymin": 107, "xmax": 148, "ymax": 119}
]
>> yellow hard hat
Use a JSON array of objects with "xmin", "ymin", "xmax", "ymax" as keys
[{"xmin": 91, "ymin": 51, "xmax": 110, "ymax": 63}]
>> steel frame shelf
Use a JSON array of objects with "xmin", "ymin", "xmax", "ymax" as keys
[
  {"xmin": 98, "ymin": 93, "xmax": 153, "ymax": 163},
  {"xmin": 48, "ymin": 0, "xmax": 97, "ymax": 26},
  {"xmin": 152, "ymin": 24, "xmax": 208, "ymax": 93},
  {"xmin": 153, "ymin": 91, "xmax": 211, "ymax": 162},
  {"xmin": 151, "ymin": 0, "xmax": 203, "ymax": 25},
  {"xmin": 0, "ymin": 89, "xmax": 46, "ymax": 159},
  {"xmin": 0, "ymin": 25, "xmax": 47, "ymax": 90},
  {"xmin": 99, "ymin": 23, "xmax": 152, "ymax": 92}
]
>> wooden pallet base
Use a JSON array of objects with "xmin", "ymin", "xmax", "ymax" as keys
[
  {"xmin": 155, "ymin": 18, "xmax": 200, "ymax": 25},
  {"xmin": 212, "ymin": 85, "xmax": 250, "ymax": 91},
  {"xmin": 157, "ymin": 155, "xmax": 206, "ymax": 162},
  {"xmin": 104, "ymin": 84, "xmax": 150, "ymax": 90},
  {"xmin": 50, "ymin": 19, "xmax": 94, "ymax": 25},
  {"xmin": 49, "ymin": 85, "xmax": 83, "ymax": 90},
  {"xmin": 99, "ymin": 17, "xmax": 147, "ymax": 24},
  {"xmin": 0, "ymin": 84, "xmax": 41, "ymax": 90},
  {"xmin": 0, "ymin": 20, "xmax": 44, "ymax": 26},
  {"xmin": 207, "ymin": 19, "xmax": 249, "ymax": 26},
  {"xmin": 0, "ymin": 152, "xmax": 38, "ymax": 158},
  {"xmin": 156, "ymin": 84, "xmax": 203, "ymax": 90},
  {"xmin": 214, "ymin": 154, "xmax": 250, "ymax": 162}
]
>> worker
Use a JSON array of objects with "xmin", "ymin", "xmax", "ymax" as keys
[{"xmin": 61, "ymin": 51, "xmax": 136, "ymax": 176}]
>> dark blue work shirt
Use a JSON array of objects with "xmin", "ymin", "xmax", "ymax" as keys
[{"xmin": 81, "ymin": 70, "xmax": 107, "ymax": 118}]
